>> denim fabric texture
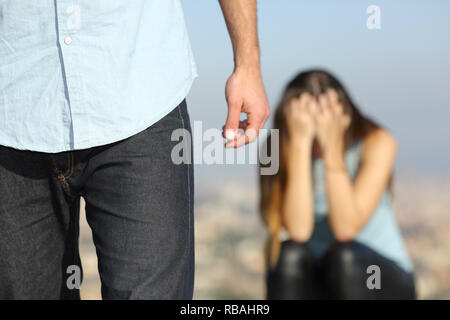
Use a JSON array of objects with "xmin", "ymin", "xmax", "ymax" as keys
[{"xmin": 0, "ymin": 101, "xmax": 194, "ymax": 300}]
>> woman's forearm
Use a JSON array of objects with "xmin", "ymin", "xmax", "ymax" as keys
[
  {"xmin": 323, "ymin": 151, "xmax": 362, "ymax": 241},
  {"xmin": 323, "ymin": 131, "xmax": 397, "ymax": 242},
  {"xmin": 282, "ymin": 140, "xmax": 314, "ymax": 242}
]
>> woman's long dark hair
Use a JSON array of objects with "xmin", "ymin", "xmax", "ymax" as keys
[{"xmin": 260, "ymin": 69, "xmax": 383, "ymax": 269}]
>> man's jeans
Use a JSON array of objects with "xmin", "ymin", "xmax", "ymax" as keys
[{"xmin": 0, "ymin": 100, "xmax": 194, "ymax": 299}]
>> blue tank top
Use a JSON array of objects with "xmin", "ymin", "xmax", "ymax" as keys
[{"xmin": 306, "ymin": 140, "xmax": 413, "ymax": 272}]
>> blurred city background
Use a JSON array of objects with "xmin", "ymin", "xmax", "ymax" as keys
[{"xmin": 79, "ymin": 0, "xmax": 450, "ymax": 299}]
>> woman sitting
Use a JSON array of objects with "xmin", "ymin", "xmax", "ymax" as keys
[{"xmin": 260, "ymin": 70, "xmax": 415, "ymax": 299}]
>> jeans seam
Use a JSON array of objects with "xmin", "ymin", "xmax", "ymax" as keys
[
  {"xmin": 50, "ymin": 152, "xmax": 73, "ymax": 179},
  {"xmin": 50, "ymin": 152, "xmax": 76, "ymax": 198},
  {"xmin": 177, "ymin": 103, "xmax": 192, "ymax": 261},
  {"xmin": 65, "ymin": 152, "xmax": 75, "ymax": 179}
]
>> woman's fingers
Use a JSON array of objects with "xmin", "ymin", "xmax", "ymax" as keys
[
  {"xmin": 293, "ymin": 93, "xmax": 311, "ymax": 113},
  {"xmin": 289, "ymin": 91, "xmax": 345, "ymax": 123},
  {"xmin": 317, "ymin": 93, "xmax": 331, "ymax": 117},
  {"xmin": 299, "ymin": 92, "xmax": 311, "ymax": 110},
  {"xmin": 342, "ymin": 114, "xmax": 351, "ymax": 129},
  {"xmin": 327, "ymin": 89, "xmax": 343, "ymax": 116},
  {"xmin": 327, "ymin": 88, "xmax": 338, "ymax": 104},
  {"xmin": 288, "ymin": 93, "xmax": 312, "ymax": 117},
  {"xmin": 308, "ymin": 96, "xmax": 319, "ymax": 116}
]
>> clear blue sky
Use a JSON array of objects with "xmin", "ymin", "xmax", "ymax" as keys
[{"xmin": 181, "ymin": 0, "xmax": 450, "ymax": 178}]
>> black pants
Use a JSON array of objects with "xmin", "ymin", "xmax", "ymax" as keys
[
  {"xmin": 267, "ymin": 240, "xmax": 416, "ymax": 300},
  {"xmin": 0, "ymin": 101, "xmax": 194, "ymax": 300}
]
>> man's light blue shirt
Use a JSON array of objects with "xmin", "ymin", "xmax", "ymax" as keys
[{"xmin": 0, "ymin": 0, "xmax": 197, "ymax": 153}]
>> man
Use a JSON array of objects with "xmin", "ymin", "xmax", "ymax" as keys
[{"xmin": 0, "ymin": 0, "xmax": 269, "ymax": 299}]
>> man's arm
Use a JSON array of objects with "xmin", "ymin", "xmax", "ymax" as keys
[{"xmin": 218, "ymin": 0, "xmax": 270, "ymax": 147}]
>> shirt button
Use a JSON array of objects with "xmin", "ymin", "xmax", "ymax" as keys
[{"xmin": 64, "ymin": 36, "xmax": 73, "ymax": 45}]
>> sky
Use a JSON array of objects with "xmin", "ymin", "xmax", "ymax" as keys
[{"xmin": 180, "ymin": 0, "xmax": 450, "ymax": 179}]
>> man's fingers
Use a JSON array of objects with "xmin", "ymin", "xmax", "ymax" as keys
[
  {"xmin": 223, "ymin": 117, "xmax": 259, "ymax": 148},
  {"xmin": 239, "ymin": 119, "xmax": 249, "ymax": 129},
  {"xmin": 225, "ymin": 127, "xmax": 245, "ymax": 148},
  {"xmin": 224, "ymin": 95, "xmax": 269, "ymax": 148},
  {"xmin": 222, "ymin": 119, "xmax": 249, "ymax": 139},
  {"xmin": 223, "ymin": 120, "xmax": 251, "ymax": 148},
  {"xmin": 223, "ymin": 102, "xmax": 242, "ymax": 140},
  {"xmin": 225, "ymin": 125, "xmax": 258, "ymax": 148}
]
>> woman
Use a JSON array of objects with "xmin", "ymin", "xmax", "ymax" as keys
[{"xmin": 260, "ymin": 70, "xmax": 415, "ymax": 299}]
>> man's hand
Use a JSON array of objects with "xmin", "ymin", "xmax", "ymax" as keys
[
  {"xmin": 219, "ymin": 0, "xmax": 270, "ymax": 148},
  {"xmin": 223, "ymin": 67, "xmax": 270, "ymax": 148}
]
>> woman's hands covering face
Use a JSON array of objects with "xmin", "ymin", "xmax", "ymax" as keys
[
  {"xmin": 286, "ymin": 92, "xmax": 318, "ymax": 145},
  {"xmin": 314, "ymin": 89, "xmax": 351, "ymax": 156},
  {"xmin": 286, "ymin": 89, "xmax": 351, "ymax": 153}
]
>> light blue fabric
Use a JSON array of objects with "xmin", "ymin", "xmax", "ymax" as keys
[
  {"xmin": 308, "ymin": 140, "xmax": 414, "ymax": 272},
  {"xmin": 0, "ymin": 0, "xmax": 197, "ymax": 153}
]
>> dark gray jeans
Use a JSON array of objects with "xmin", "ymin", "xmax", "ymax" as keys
[{"xmin": 0, "ymin": 100, "xmax": 194, "ymax": 300}]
